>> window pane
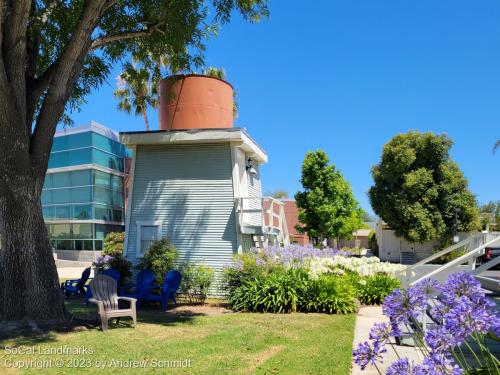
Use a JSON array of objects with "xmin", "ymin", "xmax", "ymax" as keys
[
  {"xmin": 74, "ymin": 240, "xmax": 84, "ymax": 250},
  {"xmin": 72, "ymin": 170, "xmax": 91, "ymax": 186},
  {"xmin": 72, "ymin": 187, "xmax": 92, "ymax": 203},
  {"xmin": 93, "ymin": 170, "xmax": 111, "ymax": 187},
  {"xmin": 52, "ymin": 188, "xmax": 70, "ymax": 204},
  {"xmin": 41, "ymin": 190, "xmax": 52, "ymax": 205},
  {"xmin": 113, "ymin": 208, "xmax": 123, "ymax": 222},
  {"xmin": 50, "ymin": 224, "xmax": 71, "ymax": 238},
  {"xmin": 72, "ymin": 223, "xmax": 93, "ymax": 239},
  {"xmin": 140, "ymin": 225, "xmax": 159, "ymax": 254},
  {"xmin": 94, "ymin": 240, "xmax": 103, "ymax": 251},
  {"xmin": 52, "ymin": 172, "xmax": 71, "ymax": 188},
  {"xmin": 56, "ymin": 239, "xmax": 74, "ymax": 250},
  {"xmin": 55, "ymin": 206, "xmax": 70, "ymax": 220},
  {"xmin": 92, "ymin": 132, "xmax": 126, "ymax": 156},
  {"xmin": 42, "ymin": 206, "xmax": 54, "ymax": 220},
  {"xmin": 112, "ymin": 190, "xmax": 124, "ymax": 207},
  {"xmin": 94, "ymin": 186, "xmax": 111, "ymax": 204},
  {"xmin": 83, "ymin": 240, "xmax": 94, "ymax": 250},
  {"xmin": 43, "ymin": 175, "xmax": 52, "ymax": 189},
  {"xmin": 94, "ymin": 205, "xmax": 112, "ymax": 221},
  {"xmin": 112, "ymin": 175, "xmax": 123, "ymax": 191},
  {"xmin": 74, "ymin": 204, "xmax": 92, "ymax": 220},
  {"xmin": 93, "ymin": 149, "xmax": 123, "ymax": 171}
]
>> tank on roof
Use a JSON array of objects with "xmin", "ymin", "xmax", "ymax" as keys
[{"xmin": 158, "ymin": 74, "xmax": 234, "ymax": 131}]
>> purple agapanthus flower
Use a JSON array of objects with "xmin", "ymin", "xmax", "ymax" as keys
[
  {"xmin": 425, "ymin": 327, "xmax": 456, "ymax": 353},
  {"xmin": 368, "ymin": 322, "xmax": 393, "ymax": 344},
  {"xmin": 352, "ymin": 341, "xmax": 386, "ymax": 370},
  {"xmin": 382, "ymin": 288, "xmax": 420, "ymax": 324},
  {"xmin": 442, "ymin": 296, "xmax": 492, "ymax": 342},
  {"xmin": 386, "ymin": 358, "xmax": 410, "ymax": 375},
  {"xmin": 439, "ymin": 272, "xmax": 483, "ymax": 305}
]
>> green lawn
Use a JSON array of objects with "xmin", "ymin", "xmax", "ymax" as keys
[{"xmin": 0, "ymin": 300, "xmax": 355, "ymax": 374}]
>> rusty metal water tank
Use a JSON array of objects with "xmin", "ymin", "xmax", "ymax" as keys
[{"xmin": 158, "ymin": 74, "xmax": 234, "ymax": 131}]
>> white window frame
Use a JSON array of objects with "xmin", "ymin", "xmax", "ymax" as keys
[{"xmin": 136, "ymin": 220, "xmax": 162, "ymax": 258}]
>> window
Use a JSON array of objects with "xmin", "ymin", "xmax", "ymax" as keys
[
  {"xmin": 136, "ymin": 221, "xmax": 162, "ymax": 257},
  {"xmin": 55, "ymin": 206, "xmax": 70, "ymax": 220},
  {"xmin": 73, "ymin": 204, "xmax": 92, "ymax": 220}
]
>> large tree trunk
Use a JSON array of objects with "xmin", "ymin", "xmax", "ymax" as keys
[{"xmin": 0, "ymin": 139, "xmax": 67, "ymax": 322}]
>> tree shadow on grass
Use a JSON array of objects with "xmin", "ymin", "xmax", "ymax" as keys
[{"xmin": 0, "ymin": 298, "xmax": 205, "ymax": 344}]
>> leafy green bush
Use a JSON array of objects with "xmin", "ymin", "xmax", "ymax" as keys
[
  {"xmin": 136, "ymin": 239, "xmax": 178, "ymax": 282},
  {"xmin": 103, "ymin": 232, "xmax": 125, "ymax": 255},
  {"xmin": 356, "ymin": 274, "xmax": 400, "ymax": 305},
  {"xmin": 222, "ymin": 253, "xmax": 272, "ymax": 294},
  {"xmin": 179, "ymin": 262, "xmax": 215, "ymax": 304},
  {"xmin": 229, "ymin": 268, "xmax": 309, "ymax": 313},
  {"xmin": 102, "ymin": 232, "xmax": 131, "ymax": 285},
  {"xmin": 303, "ymin": 274, "xmax": 357, "ymax": 314}
]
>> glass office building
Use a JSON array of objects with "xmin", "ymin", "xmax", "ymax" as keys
[{"xmin": 43, "ymin": 122, "xmax": 128, "ymax": 251}]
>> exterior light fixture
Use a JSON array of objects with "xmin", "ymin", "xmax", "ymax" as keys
[{"xmin": 246, "ymin": 157, "xmax": 257, "ymax": 175}]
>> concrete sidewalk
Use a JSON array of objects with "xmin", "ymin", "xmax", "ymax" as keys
[{"xmin": 351, "ymin": 306, "xmax": 424, "ymax": 374}]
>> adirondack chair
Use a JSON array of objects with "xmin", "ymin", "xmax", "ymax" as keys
[
  {"xmin": 120, "ymin": 269, "xmax": 155, "ymax": 309},
  {"xmin": 145, "ymin": 270, "xmax": 182, "ymax": 310},
  {"xmin": 88, "ymin": 275, "xmax": 137, "ymax": 331},
  {"xmin": 61, "ymin": 267, "xmax": 91, "ymax": 297},
  {"xmin": 86, "ymin": 269, "xmax": 120, "ymax": 306}
]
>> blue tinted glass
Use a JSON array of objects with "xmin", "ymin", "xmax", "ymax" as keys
[
  {"xmin": 43, "ymin": 175, "xmax": 52, "ymax": 189},
  {"xmin": 94, "ymin": 204, "xmax": 112, "ymax": 221},
  {"xmin": 92, "ymin": 132, "xmax": 126, "ymax": 156},
  {"xmin": 41, "ymin": 190, "xmax": 52, "ymax": 205},
  {"xmin": 94, "ymin": 170, "xmax": 112, "ymax": 188},
  {"xmin": 55, "ymin": 206, "xmax": 70, "ymax": 219},
  {"xmin": 112, "ymin": 175, "xmax": 123, "ymax": 191},
  {"xmin": 92, "ymin": 149, "xmax": 123, "ymax": 171},
  {"xmin": 42, "ymin": 206, "xmax": 54, "ymax": 220},
  {"xmin": 113, "ymin": 208, "xmax": 123, "ymax": 222},
  {"xmin": 74, "ymin": 204, "xmax": 92, "ymax": 219},
  {"xmin": 48, "ymin": 148, "xmax": 92, "ymax": 168},
  {"xmin": 52, "ymin": 188, "xmax": 71, "ymax": 204},
  {"xmin": 72, "ymin": 187, "xmax": 92, "ymax": 203},
  {"xmin": 112, "ymin": 190, "xmax": 124, "ymax": 207},
  {"xmin": 51, "ymin": 132, "xmax": 91, "ymax": 152},
  {"xmin": 72, "ymin": 170, "xmax": 91, "ymax": 186},
  {"xmin": 72, "ymin": 224, "xmax": 93, "ymax": 239},
  {"xmin": 94, "ymin": 186, "xmax": 112, "ymax": 204},
  {"xmin": 52, "ymin": 172, "xmax": 71, "ymax": 188}
]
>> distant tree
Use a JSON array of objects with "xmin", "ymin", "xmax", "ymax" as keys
[
  {"xmin": 266, "ymin": 189, "xmax": 289, "ymax": 199},
  {"xmin": 494, "ymin": 140, "xmax": 500, "ymax": 154},
  {"xmin": 363, "ymin": 211, "xmax": 377, "ymax": 223},
  {"xmin": 199, "ymin": 66, "xmax": 238, "ymax": 117},
  {"xmin": 114, "ymin": 63, "xmax": 158, "ymax": 130},
  {"xmin": 369, "ymin": 131, "xmax": 479, "ymax": 243},
  {"xmin": 295, "ymin": 150, "xmax": 364, "ymax": 244}
]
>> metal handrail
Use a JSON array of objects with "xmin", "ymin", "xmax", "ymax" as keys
[{"xmin": 409, "ymin": 235, "xmax": 500, "ymax": 286}]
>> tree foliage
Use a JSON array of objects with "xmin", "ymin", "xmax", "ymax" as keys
[
  {"xmin": 369, "ymin": 131, "xmax": 479, "ymax": 243},
  {"xmin": 295, "ymin": 150, "xmax": 364, "ymax": 242}
]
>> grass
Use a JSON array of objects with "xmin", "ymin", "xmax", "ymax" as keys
[{"xmin": 0, "ymin": 300, "xmax": 356, "ymax": 374}]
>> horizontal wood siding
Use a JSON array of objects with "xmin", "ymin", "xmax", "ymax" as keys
[
  {"xmin": 126, "ymin": 143, "xmax": 237, "ymax": 276},
  {"xmin": 247, "ymin": 164, "xmax": 263, "ymax": 226}
]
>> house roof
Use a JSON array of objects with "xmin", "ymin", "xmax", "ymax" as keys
[{"xmin": 120, "ymin": 127, "xmax": 268, "ymax": 163}]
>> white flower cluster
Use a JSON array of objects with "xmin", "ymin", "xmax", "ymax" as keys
[{"xmin": 308, "ymin": 256, "xmax": 406, "ymax": 280}]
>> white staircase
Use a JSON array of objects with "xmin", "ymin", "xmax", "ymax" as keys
[
  {"xmin": 235, "ymin": 196, "xmax": 290, "ymax": 247},
  {"xmin": 401, "ymin": 232, "xmax": 500, "ymax": 292}
]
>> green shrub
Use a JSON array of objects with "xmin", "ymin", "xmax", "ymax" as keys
[
  {"xmin": 304, "ymin": 274, "xmax": 357, "ymax": 314},
  {"xmin": 179, "ymin": 262, "xmax": 215, "ymax": 304},
  {"xmin": 222, "ymin": 253, "xmax": 273, "ymax": 294},
  {"xmin": 229, "ymin": 268, "xmax": 309, "ymax": 313},
  {"xmin": 103, "ymin": 232, "xmax": 125, "ymax": 255},
  {"xmin": 356, "ymin": 274, "xmax": 400, "ymax": 305},
  {"xmin": 102, "ymin": 232, "xmax": 131, "ymax": 285},
  {"xmin": 136, "ymin": 239, "xmax": 178, "ymax": 282}
]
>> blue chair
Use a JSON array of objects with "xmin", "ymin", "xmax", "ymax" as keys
[
  {"xmin": 61, "ymin": 267, "xmax": 91, "ymax": 297},
  {"xmin": 121, "ymin": 269, "xmax": 155, "ymax": 309},
  {"xmin": 86, "ymin": 268, "xmax": 120, "ymax": 305},
  {"xmin": 145, "ymin": 270, "xmax": 182, "ymax": 310}
]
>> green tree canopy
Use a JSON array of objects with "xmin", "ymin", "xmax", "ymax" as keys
[
  {"xmin": 369, "ymin": 131, "xmax": 479, "ymax": 243},
  {"xmin": 295, "ymin": 150, "xmax": 364, "ymax": 243}
]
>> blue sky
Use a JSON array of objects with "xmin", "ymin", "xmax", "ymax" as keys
[{"xmin": 71, "ymin": 0, "xmax": 500, "ymax": 214}]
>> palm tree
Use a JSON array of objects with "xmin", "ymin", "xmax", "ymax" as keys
[
  {"xmin": 494, "ymin": 140, "xmax": 500, "ymax": 154},
  {"xmin": 114, "ymin": 63, "xmax": 157, "ymax": 130}
]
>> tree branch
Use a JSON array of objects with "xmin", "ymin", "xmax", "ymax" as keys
[
  {"xmin": 30, "ymin": 0, "xmax": 113, "ymax": 177},
  {"xmin": 90, "ymin": 23, "xmax": 163, "ymax": 51}
]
